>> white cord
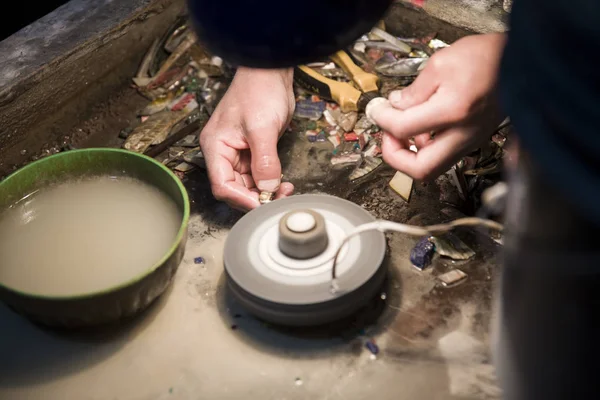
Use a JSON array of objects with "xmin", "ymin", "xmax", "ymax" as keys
[{"xmin": 329, "ymin": 217, "xmax": 504, "ymax": 293}]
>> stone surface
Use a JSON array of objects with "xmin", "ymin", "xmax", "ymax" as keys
[
  {"xmin": 394, "ymin": 0, "xmax": 508, "ymax": 34},
  {"xmin": 0, "ymin": 0, "xmax": 185, "ymax": 176}
]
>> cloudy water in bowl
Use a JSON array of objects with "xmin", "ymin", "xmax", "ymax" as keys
[{"xmin": 0, "ymin": 175, "xmax": 182, "ymax": 297}]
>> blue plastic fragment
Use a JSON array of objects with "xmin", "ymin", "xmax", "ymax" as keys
[
  {"xmin": 316, "ymin": 131, "xmax": 327, "ymax": 142},
  {"xmin": 294, "ymin": 100, "xmax": 326, "ymax": 120},
  {"xmin": 410, "ymin": 237, "xmax": 435, "ymax": 270},
  {"xmin": 307, "ymin": 135, "xmax": 318, "ymax": 143},
  {"xmin": 194, "ymin": 257, "xmax": 205, "ymax": 264},
  {"xmin": 365, "ymin": 340, "xmax": 379, "ymax": 355}
]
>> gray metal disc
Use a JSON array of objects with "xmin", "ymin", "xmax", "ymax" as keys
[{"xmin": 224, "ymin": 194, "xmax": 386, "ymax": 325}]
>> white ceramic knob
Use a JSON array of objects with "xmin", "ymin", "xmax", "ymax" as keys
[
  {"xmin": 279, "ymin": 209, "xmax": 328, "ymax": 259},
  {"xmin": 286, "ymin": 212, "xmax": 316, "ymax": 233}
]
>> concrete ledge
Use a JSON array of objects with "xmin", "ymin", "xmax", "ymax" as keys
[
  {"xmin": 0, "ymin": 0, "xmax": 184, "ymax": 175},
  {"xmin": 395, "ymin": 0, "xmax": 508, "ymax": 34}
]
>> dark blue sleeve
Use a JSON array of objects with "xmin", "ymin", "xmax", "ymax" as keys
[{"xmin": 499, "ymin": 0, "xmax": 600, "ymax": 222}]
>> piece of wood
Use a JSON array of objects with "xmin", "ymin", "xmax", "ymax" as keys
[{"xmin": 389, "ymin": 170, "xmax": 414, "ymax": 202}]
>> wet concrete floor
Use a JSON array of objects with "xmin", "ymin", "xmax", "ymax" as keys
[{"xmin": 0, "ymin": 116, "xmax": 502, "ymax": 399}]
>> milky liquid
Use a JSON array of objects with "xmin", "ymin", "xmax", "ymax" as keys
[{"xmin": 0, "ymin": 176, "xmax": 182, "ymax": 297}]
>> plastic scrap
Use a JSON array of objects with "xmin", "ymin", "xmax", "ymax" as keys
[
  {"xmin": 430, "ymin": 234, "xmax": 476, "ymax": 261},
  {"xmin": 295, "ymin": 99, "xmax": 326, "ymax": 120},
  {"xmin": 437, "ymin": 269, "xmax": 468, "ymax": 288},
  {"xmin": 339, "ymin": 111, "xmax": 358, "ymax": 132},
  {"xmin": 323, "ymin": 109, "xmax": 341, "ymax": 127},
  {"xmin": 194, "ymin": 257, "xmax": 205, "ymax": 264},
  {"xmin": 174, "ymin": 161, "xmax": 195, "ymax": 172},
  {"xmin": 331, "ymin": 153, "xmax": 361, "ymax": 165},
  {"xmin": 124, "ymin": 110, "xmax": 189, "ymax": 153},
  {"xmin": 363, "ymin": 143, "xmax": 381, "ymax": 157},
  {"xmin": 375, "ymin": 56, "xmax": 428, "ymax": 77},
  {"xmin": 365, "ymin": 340, "xmax": 380, "ymax": 355},
  {"xmin": 349, "ymin": 156, "xmax": 382, "ymax": 181},
  {"xmin": 429, "ymin": 38, "xmax": 450, "ymax": 51},
  {"xmin": 316, "ymin": 131, "xmax": 327, "ymax": 142},
  {"xmin": 344, "ymin": 132, "xmax": 358, "ymax": 141},
  {"xmin": 328, "ymin": 135, "xmax": 341, "ymax": 147}
]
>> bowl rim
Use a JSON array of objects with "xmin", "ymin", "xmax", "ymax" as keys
[{"xmin": 0, "ymin": 148, "xmax": 191, "ymax": 300}]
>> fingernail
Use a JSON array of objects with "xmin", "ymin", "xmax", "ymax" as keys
[
  {"xmin": 388, "ymin": 90, "xmax": 402, "ymax": 106},
  {"xmin": 365, "ymin": 97, "xmax": 390, "ymax": 122},
  {"xmin": 257, "ymin": 178, "xmax": 280, "ymax": 192}
]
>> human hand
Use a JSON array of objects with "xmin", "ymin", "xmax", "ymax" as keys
[
  {"xmin": 200, "ymin": 67, "xmax": 295, "ymax": 211},
  {"xmin": 367, "ymin": 33, "xmax": 507, "ymax": 180}
]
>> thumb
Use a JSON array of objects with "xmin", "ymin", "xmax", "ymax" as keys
[
  {"xmin": 246, "ymin": 129, "xmax": 282, "ymax": 192},
  {"xmin": 388, "ymin": 64, "xmax": 439, "ymax": 110}
]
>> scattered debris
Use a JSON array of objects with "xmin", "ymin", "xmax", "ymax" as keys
[
  {"xmin": 363, "ymin": 143, "xmax": 381, "ymax": 157},
  {"xmin": 174, "ymin": 161, "xmax": 194, "ymax": 173},
  {"xmin": 410, "ymin": 237, "xmax": 435, "ymax": 270},
  {"xmin": 389, "ymin": 171, "xmax": 414, "ymax": 202},
  {"xmin": 295, "ymin": 98, "xmax": 326, "ymax": 120},
  {"xmin": 194, "ymin": 257, "xmax": 205, "ymax": 264},
  {"xmin": 124, "ymin": 110, "xmax": 191, "ymax": 153},
  {"xmin": 349, "ymin": 156, "xmax": 382, "ymax": 181},
  {"xmin": 365, "ymin": 340, "xmax": 380, "ymax": 355},
  {"xmin": 338, "ymin": 111, "xmax": 358, "ymax": 132},
  {"xmin": 125, "ymin": 21, "xmax": 505, "ymax": 226},
  {"xmin": 126, "ymin": 18, "xmax": 229, "ymax": 179},
  {"xmin": 430, "ymin": 234, "xmax": 476, "ymax": 261},
  {"xmin": 327, "ymin": 135, "xmax": 341, "ymax": 147},
  {"xmin": 437, "ymin": 269, "xmax": 468, "ymax": 288},
  {"xmin": 259, "ymin": 191, "xmax": 275, "ymax": 205},
  {"xmin": 375, "ymin": 56, "xmax": 428, "ymax": 77},
  {"xmin": 428, "ymin": 38, "xmax": 450, "ymax": 51},
  {"xmin": 331, "ymin": 153, "xmax": 361, "ymax": 165},
  {"xmin": 448, "ymin": 165, "xmax": 468, "ymax": 201},
  {"xmin": 370, "ymin": 27, "xmax": 412, "ymax": 54},
  {"xmin": 323, "ymin": 109, "xmax": 341, "ymax": 127},
  {"xmin": 183, "ymin": 148, "xmax": 205, "ymax": 169},
  {"xmin": 175, "ymin": 134, "xmax": 199, "ymax": 148}
]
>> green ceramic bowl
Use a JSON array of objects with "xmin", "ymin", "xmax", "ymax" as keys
[{"xmin": 0, "ymin": 148, "xmax": 190, "ymax": 328}]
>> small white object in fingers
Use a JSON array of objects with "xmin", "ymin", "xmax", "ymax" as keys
[{"xmin": 365, "ymin": 97, "xmax": 390, "ymax": 123}]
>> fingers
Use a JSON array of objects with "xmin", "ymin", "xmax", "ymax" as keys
[
  {"xmin": 274, "ymin": 182, "xmax": 294, "ymax": 200},
  {"xmin": 382, "ymin": 128, "xmax": 473, "ymax": 180},
  {"xmin": 202, "ymin": 137, "xmax": 261, "ymax": 210},
  {"xmin": 414, "ymin": 132, "xmax": 433, "ymax": 149},
  {"xmin": 210, "ymin": 157, "xmax": 260, "ymax": 211},
  {"xmin": 246, "ymin": 129, "xmax": 283, "ymax": 192},
  {"xmin": 220, "ymin": 182, "xmax": 261, "ymax": 212},
  {"xmin": 369, "ymin": 92, "xmax": 465, "ymax": 140},
  {"xmin": 388, "ymin": 64, "xmax": 439, "ymax": 110}
]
